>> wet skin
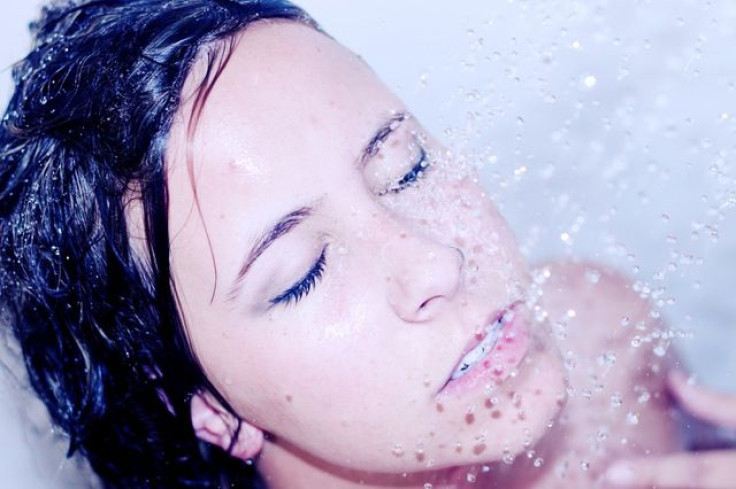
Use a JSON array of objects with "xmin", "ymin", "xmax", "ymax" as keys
[{"xmin": 164, "ymin": 21, "xmax": 677, "ymax": 489}]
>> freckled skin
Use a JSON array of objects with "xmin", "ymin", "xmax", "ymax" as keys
[{"xmin": 165, "ymin": 21, "xmax": 677, "ymax": 489}]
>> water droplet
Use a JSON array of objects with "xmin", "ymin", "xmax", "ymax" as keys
[
  {"xmin": 597, "ymin": 351, "xmax": 617, "ymax": 367},
  {"xmin": 391, "ymin": 444, "xmax": 405, "ymax": 458},
  {"xmin": 466, "ymin": 472, "xmax": 476, "ymax": 483},
  {"xmin": 580, "ymin": 460, "xmax": 590, "ymax": 471},
  {"xmin": 626, "ymin": 412, "xmax": 640, "ymax": 425},
  {"xmin": 533, "ymin": 457, "xmax": 545, "ymax": 468},
  {"xmin": 611, "ymin": 393, "xmax": 623, "ymax": 408},
  {"xmin": 585, "ymin": 269, "xmax": 601, "ymax": 284},
  {"xmin": 583, "ymin": 75, "xmax": 597, "ymax": 88}
]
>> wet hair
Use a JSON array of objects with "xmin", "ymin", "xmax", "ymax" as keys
[{"xmin": 0, "ymin": 1, "xmax": 313, "ymax": 487}]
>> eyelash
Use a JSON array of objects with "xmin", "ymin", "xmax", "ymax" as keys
[
  {"xmin": 382, "ymin": 146, "xmax": 432, "ymax": 195},
  {"xmin": 270, "ymin": 245, "xmax": 327, "ymax": 306}
]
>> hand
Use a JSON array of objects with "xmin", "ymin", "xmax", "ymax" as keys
[{"xmin": 603, "ymin": 370, "xmax": 736, "ymax": 488}]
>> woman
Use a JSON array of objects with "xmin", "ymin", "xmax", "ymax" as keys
[{"xmin": 0, "ymin": 1, "xmax": 733, "ymax": 487}]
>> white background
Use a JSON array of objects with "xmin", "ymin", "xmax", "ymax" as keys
[{"xmin": 1, "ymin": 0, "xmax": 735, "ymax": 486}]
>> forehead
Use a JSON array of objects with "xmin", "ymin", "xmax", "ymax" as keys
[
  {"xmin": 172, "ymin": 21, "xmax": 399, "ymax": 168},
  {"xmin": 167, "ymin": 21, "xmax": 404, "ymax": 197}
]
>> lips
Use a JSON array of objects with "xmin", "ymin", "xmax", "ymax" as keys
[
  {"xmin": 441, "ymin": 301, "xmax": 530, "ymax": 394},
  {"xmin": 450, "ymin": 314, "xmax": 504, "ymax": 380}
]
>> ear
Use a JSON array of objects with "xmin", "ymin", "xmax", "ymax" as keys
[{"xmin": 190, "ymin": 391, "xmax": 264, "ymax": 461}]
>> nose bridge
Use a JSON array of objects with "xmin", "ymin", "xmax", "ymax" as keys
[{"xmin": 371, "ymin": 208, "xmax": 463, "ymax": 322}]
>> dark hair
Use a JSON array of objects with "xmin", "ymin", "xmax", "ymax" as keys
[{"xmin": 0, "ymin": 1, "xmax": 313, "ymax": 486}]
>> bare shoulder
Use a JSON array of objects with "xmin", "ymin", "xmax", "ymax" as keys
[
  {"xmin": 524, "ymin": 260, "xmax": 680, "ymax": 484},
  {"xmin": 532, "ymin": 259, "xmax": 658, "ymax": 356}
]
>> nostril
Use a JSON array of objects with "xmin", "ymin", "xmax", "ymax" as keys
[{"xmin": 417, "ymin": 294, "xmax": 444, "ymax": 316}]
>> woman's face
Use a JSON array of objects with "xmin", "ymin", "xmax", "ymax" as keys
[{"xmin": 166, "ymin": 22, "xmax": 566, "ymax": 473}]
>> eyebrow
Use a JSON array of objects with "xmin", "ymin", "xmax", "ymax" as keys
[
  {"xmin": 359, "ymin": 112, "xmax": 408, "ymax": 167},
  {"xmin": 227, "ymin": 206, "xmax": 314, "ymax": 301}
]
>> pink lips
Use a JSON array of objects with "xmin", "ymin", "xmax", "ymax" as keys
[{"xmin": 440, "ymin": 302, "xmax": 531, "ymax": 396}]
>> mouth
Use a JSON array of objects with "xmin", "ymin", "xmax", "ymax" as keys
[
  {"xmin": 441, "ymin": 301, "xmax": 530, "ymax": 394},
  {"xmin": 450, "ymin": 314, "xmax": 505, "ymax": 381}
]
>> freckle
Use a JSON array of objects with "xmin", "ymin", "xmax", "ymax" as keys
[
  {"xmin": 517, "ymin": 410, "xmax": 527, "ymax": 421},
  {"xmin": 429, "ymin": 431, "xmax": 435, "ymax": 438},
  {"xmin": 455, "ymin": 444, "xmax": 463, "ymax": 454},
  {"xmin": 557, "ymin": 398, "xmax": 566, "ymax": 408},
  {"xmin": 465, "ymin": 412, "xmax": 475, "ymax": 425},
  {"xmin": 535, "ymin": 389, "xmax": 542, "ymax": 396},
  {"xmin": 507, "ymin": 357, "xmax": 517, "ymax": 364},
  {"xmin": 285, "ymin": 395, "xmax": 293, "ymax": 403},
  {"xmin": 473, "ymin": 443, "xmax": 487, "ymax": 455},
  {"xmin": 454, "ymin": 237, "xmax": 466, "ymax": 248},
  {"xmin": 436, "ymin": 402, "xmax": 444, "ymax": 413},
  {"xmin": 491, "ymin": 410, "xmax": 502, "ymax": 419},
  {"xmin": 415, "ymin": 451, "xmax": 426, "ymax": 463},
  {"xmin": 497, "ymin": 346, "xmax": 504, "ymax": 351}
]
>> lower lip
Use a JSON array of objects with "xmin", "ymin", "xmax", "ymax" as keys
[{"xmin": 440, "ymin": 307, "xmax": 531, "ymax": 396}]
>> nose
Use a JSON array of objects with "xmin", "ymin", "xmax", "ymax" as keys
[{"xmin": 382, "ymin": 229, "xmax": 464, "ymax": 323}]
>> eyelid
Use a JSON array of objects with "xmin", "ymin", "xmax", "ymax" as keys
[
  {"xmin": 269, "ymin": 245, "xmax": 328, "ymax": 307},
  {"xmin": 378, "ymin": 141, "xmax": 433, "ymax": 196}
]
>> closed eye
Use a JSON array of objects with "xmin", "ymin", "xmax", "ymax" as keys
[
  {"xmin": 270, "ymin": 245, "xmax": 328, "ymax": 307},
  {"xmin": 381, "ymin": 145, "xmax": 432, "ymax": 195}
]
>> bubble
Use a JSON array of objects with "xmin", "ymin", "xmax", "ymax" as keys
[
  {"xmin": 533, "ymin": 457, "xmax": 545, "ymax": 468},
  {"xmin": 580, "ymin": 460, "xmax": 590, "ymax": 471},
  {"xmin": 583, "ymin": 75, "xmax": 598, "ymax": 88},
  {"xmin": 466, "ymin": 472, "xmax": 476, "ymax": 483}
]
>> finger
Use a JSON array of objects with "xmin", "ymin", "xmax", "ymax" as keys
[
  {"xmin": 668, "ymin": 370, "xmax": 736, "ymax": 429},
  {"xmin": 604, "ymin": 451, "xmax": 736, "ymax": 488}
]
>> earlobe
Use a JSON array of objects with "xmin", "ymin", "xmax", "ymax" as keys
[{"xmin": 190, "ymin": 391, "xmax": 265, "ymax": 461}]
